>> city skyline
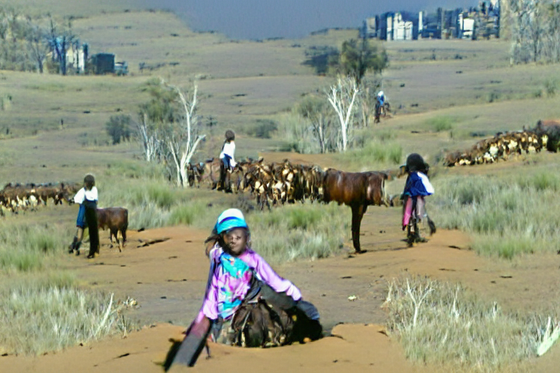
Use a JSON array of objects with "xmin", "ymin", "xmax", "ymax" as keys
[{"xmin": 149, "ymin": 0, "xmax": 483, "ymax": 40}]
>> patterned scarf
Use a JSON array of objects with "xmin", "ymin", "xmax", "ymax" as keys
[{"xmin": 217, "ymin": 252, "xmax": 253, "ymax": 320}]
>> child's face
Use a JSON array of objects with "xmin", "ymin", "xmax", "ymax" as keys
[{"xmin": 224, "ymin": 228, "xmax": 247, "ymax": 256}]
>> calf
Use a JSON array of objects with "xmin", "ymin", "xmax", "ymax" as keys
[{"xmin": 96, "ymin": 207, "xmax": 128, "ymax": 251}]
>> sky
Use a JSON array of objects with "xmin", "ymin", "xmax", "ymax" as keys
[{"xmin": 148, "ymin": 0, "xmax": 482, "ymax": 40}]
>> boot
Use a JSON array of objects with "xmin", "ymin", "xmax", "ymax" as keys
[
  {"xmin": 74, "ymin": 241, "xmax": 82, "ymax": 256},
  {"xmin": 68, "ymin": 236, "xmax": 78, "ymax": 254}
]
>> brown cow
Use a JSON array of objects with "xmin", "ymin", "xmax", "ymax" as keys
[
  {"xmin": 96, "ymin": 207, "xmax": 128, "ymax": 251},
  {"xmin": 321, "ymin": 169, "xmax": 389, "ymax": 253}
]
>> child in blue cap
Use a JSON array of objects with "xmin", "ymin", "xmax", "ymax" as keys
[{"xmin": 170, "ymin": 208, "xmax": 321, "ymax": 369}]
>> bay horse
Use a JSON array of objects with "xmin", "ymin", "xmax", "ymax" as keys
[{"xmin": 322, "ymin": 169, "xmax": 389, "ymax": 253}]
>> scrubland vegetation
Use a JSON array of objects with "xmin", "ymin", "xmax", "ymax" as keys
[
  {"xmin": 432, "ymin": 167, "xmax": 560, "ymax": 258},
  {"xmin": 385, "ymin": 276, "xmax": 559, "ymax": 372},
  {"xmin": 249, "ymin": 203, "xmax": 350, "ymax": 264},
  {"xmin": 0, "ymin": 220, "xmax": 67, "ymax": 272},
  {"xmin": 0, "ymin": 282, "xmax": 135, "ymax": 355}
]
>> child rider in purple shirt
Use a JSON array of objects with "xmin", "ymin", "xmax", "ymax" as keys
[{"xmin": 170, "ymin": 208, "xmax": 321, "ymax": 368}]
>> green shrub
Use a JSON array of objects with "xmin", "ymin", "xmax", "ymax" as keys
[
  {"xmin": 169, "ymin": 202, "xmax": 208, "ymax": 226},
  {"xmin": 545, "ymin": 80, "xmax": 557, "ymax": 98},
  {"xmin": 105, "ymin": 115, "xmax": 132, "ymax": 145},
  {"xmin": 487, "ymin": 91, "xmax": 500, "ymax": 103},
  {"xmin": 0, "ymin": 251, "xmax": 44, "ymax": 272},
  {"xmin": 428, "ymin": 116, "xmax": 454, "ymax": 132},
  {"xmin": 103, "ymin": 160, "xmax": 166, "ymax": 180},
  {"xmin": 286, "ymin": 207, "xmax": 322, "ymax": 230},
  {"xmin": 517, "ymin": 171, "xmax": 560, "ymax": 192},
  {"xmin": 339, "ymin": 140, "xmax": 403, "ymax": 169},
  {"xmin": 248, "ymin": 203, "xmax": 351, "ymax": 264},
  {"xmin": 373, "ymin": 128, "xmax": 397, "ymax": 141},
  {"xmin": 278, "ymin": 112, "xmax": 319, "ymax": 154},
  {"xmin": 246, "ymin": 119, "xmax": 278, "ymax": 139},
  {"xmin": 146, "ymin": 183, "xmax": 175, "ymax": 209},
  {"xmin": 473, "ymin": 233, "xmax": 537, "ymax": 259},
  {"xmin": 131, "ymin": 202, "xmax": 171, "ymax": 229}
]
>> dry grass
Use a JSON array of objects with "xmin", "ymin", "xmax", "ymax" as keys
[
  {"xmin": 0, "ymin": 282, "xmax": 137, "ymax": 355},
  {"xmin": 0, "ymin": 220, "xmax": 69, "ymax": 273},
  {"xmin": 384, "ymin": 275, "xmax": 559, "ymax": 373},
  {"xmin": 430, "ymin": 163, "xmax": 560, "ymax": 258},
  {"xmin": 249, "ymin": 203, "xmax": 351, "ymax": 264}
]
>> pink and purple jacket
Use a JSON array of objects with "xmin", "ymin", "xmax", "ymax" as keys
[{"xmin": 195, "ymin": 244, "xmax": 302, "ymax": 322}]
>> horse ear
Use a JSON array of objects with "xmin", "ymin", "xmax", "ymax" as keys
[{"xmin": 385, "ymin": 171, "xmax": 394, "ymax": 181}]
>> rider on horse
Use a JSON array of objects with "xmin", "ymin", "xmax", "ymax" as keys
[{"xmin": 376, "ymin": 91, "xmax": 385, "ymax": 116}]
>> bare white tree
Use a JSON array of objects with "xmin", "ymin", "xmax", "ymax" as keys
[
  {"xmin": 164, "ymin": 81, "xmax": 206, "ymax": 187},
  {"xmin": 296, "ymin": 95, "xmax": 335, "ymax": 154},
  {"xmin": 135, "ymin": 113, "xmax": 161, "ymax": 162},
  {"xmin": 326, "ymin": 76, "xmax": 360, "ymax": 152}
]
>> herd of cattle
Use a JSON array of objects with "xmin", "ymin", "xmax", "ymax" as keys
[
  {"xmin": 191, "ymin": 158, "xmax": 326, "ymax": 209},
  {"xmin": 443, "ymin": 120, "xmax": 560, "ymax": 167},
  {"xmin": 0, "ymin": 158, "xmax": 372, "ymax": 216},
  {"xmin": 0, "ymin": 182, "xmax": 79, "ymax": 214}
]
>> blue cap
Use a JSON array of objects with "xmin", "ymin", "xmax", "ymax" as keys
[{"xmin": 216, "ymin": 208, "xmax": 248, "ymax": 234}]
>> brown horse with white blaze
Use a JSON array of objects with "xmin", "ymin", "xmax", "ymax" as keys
[{"xmin": 321, "ymin": 169, "xmax": 389, "ymax": 253}]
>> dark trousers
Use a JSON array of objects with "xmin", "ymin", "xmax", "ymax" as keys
[
  {"xmin": 84, "ymin": 203, "xmax": 99, "ymax": 257},
  {"xmin": 218, "ymin": 156, "xmax": 232, "ymax": 191},
  {"xmin": 259, "ymin": 284, "xmax": 320, "ymax": 320}
]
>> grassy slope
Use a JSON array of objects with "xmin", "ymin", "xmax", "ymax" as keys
[{"xmin": 1, "ymin": 9, "xmax": 559, "ymax": 229}]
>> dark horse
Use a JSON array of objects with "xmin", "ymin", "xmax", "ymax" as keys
[
  {"xmin": 374, "ymin": 102, "xmax": 391, "ymax": 124},
  {"xmin": 322, "ymin": 169, "xmax": 389, "ymax": 253}
]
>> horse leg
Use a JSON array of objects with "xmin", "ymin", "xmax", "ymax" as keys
[
  {"xmin": 427, "ymin": 216, "xmax": 437, "ymax": 236},
  {"xmin": 224, "ymin": 169, "xmax": 232, "ymax": 193},
  {"xmin": 351, "ymin": 204, "xmax": 366, "ymax": 254},
  {"xmin": 217, "ymin": 163, "xmax": 226, "ymax": 191},
  {"xmin": 406, "ymin": 223, "xmax": 414, "ymax": 247}
]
